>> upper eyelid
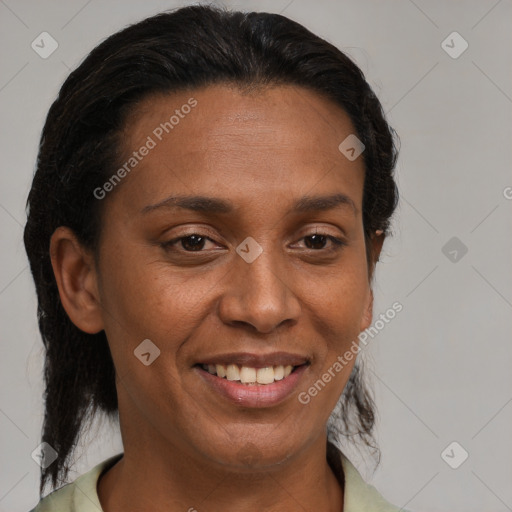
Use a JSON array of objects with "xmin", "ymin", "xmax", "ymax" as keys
[
  {"xmin": 163, "ymin": 231, "xmax": 346, "ymax": 250},
  {"xmin": 165, "ymin": 223, "xmax": 346, "ymax": 240}
]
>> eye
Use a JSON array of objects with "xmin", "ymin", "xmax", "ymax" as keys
[
  {"xmin": 297, "ymin": 233, "xmax": 346, "ymax": 251},
  {"xmin": 160, "ymin": 232, "xmax": 346, "ymax": 254},
  {"xmin": 160, "ymin": 234, "xmax": 219, "ymax": 252}
]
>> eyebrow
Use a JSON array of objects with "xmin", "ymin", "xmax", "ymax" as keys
[{"xmin": 141, "ymin": 193, "xmax": 358, "ymax": 216}]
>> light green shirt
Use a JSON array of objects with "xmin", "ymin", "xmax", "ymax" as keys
[{"xmin": 30, "ymin": 444, "xmax": 406, "ymax": 511}]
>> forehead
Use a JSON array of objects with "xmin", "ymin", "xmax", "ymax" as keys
[
  {"xmin": 111, "ymin": 84, "xmax": 365, "ymax": 216},
  {"xmin": 126, "ymin": 83, "xmax": 357, "ymax": 153}
]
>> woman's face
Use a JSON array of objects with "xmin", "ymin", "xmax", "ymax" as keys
[{"xmin": 81, "ymin": 84, "xmax": 380, "ymax": 467}]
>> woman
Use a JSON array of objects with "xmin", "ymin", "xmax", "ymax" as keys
[{"xmin": 25, "ymin": 5, "xmax": 403, "ymax": 511}]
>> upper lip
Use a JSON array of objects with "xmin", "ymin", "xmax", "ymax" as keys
[{"xmin": 196, "ymin": 351, "xmax": 310, "ymax": 368}]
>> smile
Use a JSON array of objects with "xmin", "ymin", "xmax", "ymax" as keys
[
  {"xmin": 200, "ymin": 363, "xmax": 297, "ymax": 385},
  {"xmin": 195, "ymin": 362, "xmax": 310, "ymax": 407}
]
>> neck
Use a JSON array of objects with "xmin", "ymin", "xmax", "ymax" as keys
[{"xmin": 98, "ymin": 425, "xmax": 344, "ymax": 512}]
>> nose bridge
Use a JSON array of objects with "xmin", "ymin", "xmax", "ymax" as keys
[
  {"xmin": 243, "ymin": 242, "xmax": 287, "ymax": 298},
  {"xmin": 218, "ymin": 236, "xmax": 300, "ymax": 333}
]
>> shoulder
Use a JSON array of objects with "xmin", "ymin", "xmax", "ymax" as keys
[
  {"xmin": 28, "ymin": 453, "xmax": 123, "ymax": 512},
  {"xmin": 328, "ymin": 441, "xmax": 408, "ymax": 512}
]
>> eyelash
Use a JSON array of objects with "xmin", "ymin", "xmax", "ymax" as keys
[{"xmin": 160, "ymin": 232, "xmax": 347, "ymax": 254}]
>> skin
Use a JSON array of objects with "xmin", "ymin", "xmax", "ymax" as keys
[{"xmin": 50, "ymin": 84, "xmax": 384, "ymax": 512}]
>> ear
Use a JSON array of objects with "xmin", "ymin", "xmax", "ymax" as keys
[
  {"xmin": 49, "ymin": 226, "xmax": 105, "ymax": 334},
  {"xmin": 360, "ymin": 230, "xmax": 385, "ymax": 332}
]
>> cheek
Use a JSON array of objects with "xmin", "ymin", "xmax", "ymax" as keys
[
  {"xmin": 299, "ymin": 252, "xmax": 369, "ymax": 329},
  {"xmin": 324, "ymin": 272, "xmax": 369, "ymax": 370},
  {"xmin": 297, "ymin": 252, "xmax": 369, "ymax": 394},
  {"xmin": 99, "ymin": 244, "xmax": 194, "ymax": 327},
  {"xmin": 97, "ymin": 260, "xmax": 195, "ymax": 420},
  {"xmin": 98, "ymin": 250, "xmax": 220, "ymax": 379}
]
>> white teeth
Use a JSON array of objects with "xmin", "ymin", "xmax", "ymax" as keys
[
  {"xmin": 240, "ymin": 366, "xmax": 257, "ymax": 384},
  {"xmin": 216, "ymin": 364, "xmax": 226, "ymax": 378},
  {"xmin": 283, "ymin": 365, "xmax": 293, "ymax": 378},
  {"xmin": 256, "ymin": 367, "xmax": 274, "ymax": 384},
  {"xmin": 201, "ymin": 363, "xmax": 301, "ymax": 384},
  {"xmin": 273, "ymin": 365, "xmax": 284, "ymax": 381},
  {"xmin": 226, "ymin": 364, "xmax": 240, "ymax": 381}
]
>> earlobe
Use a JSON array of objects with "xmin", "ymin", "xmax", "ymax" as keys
[
  {"xmin": 371, "ymin": 230, "xmax": 385, "ymax": 265},
  {"xmin": 49, "ymin": 226, "xmax": 104, "ymax": 334}
]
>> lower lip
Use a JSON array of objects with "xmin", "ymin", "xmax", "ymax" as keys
[{"xmin": 195, "ymin": 364, "xmax": 309, "ymax": 407}]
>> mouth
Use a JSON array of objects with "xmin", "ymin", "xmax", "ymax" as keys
[
  {"xmin": 196, "ymin": 362, "xmax": 308, "ymax": 385},
  {"xmin": 194, "ymin": 361, "xmax": 310, "ymax": 407}
]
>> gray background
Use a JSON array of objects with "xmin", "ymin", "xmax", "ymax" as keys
[{"xmin": 1, "ymin": 1, "xmax": 511, "ymax": 511}]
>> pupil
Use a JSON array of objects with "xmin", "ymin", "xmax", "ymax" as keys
[
  {"xmin": 305, "ymin": 234, "xmax": 326, "ymax": 250},
  {"xmin": 182, "ymin": 235, "xmax": 205, "ymax": 251}
]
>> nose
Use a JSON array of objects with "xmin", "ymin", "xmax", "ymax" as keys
[{"xmin": 217, "ymin": 244, "xmax": 301, "ymax": 334}]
